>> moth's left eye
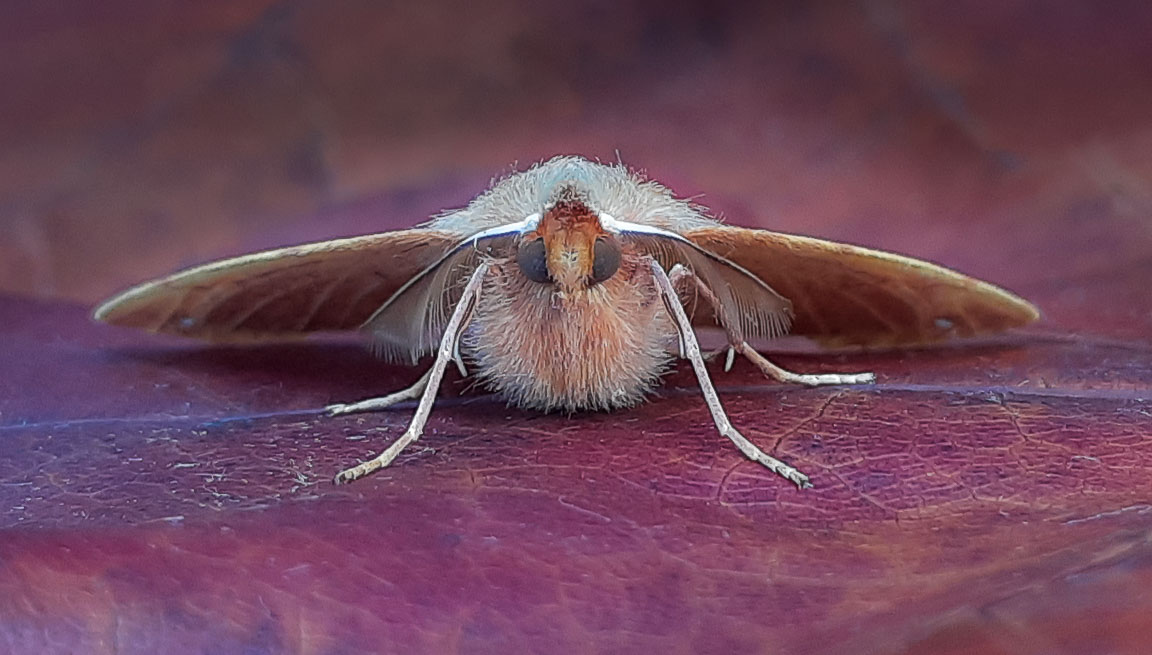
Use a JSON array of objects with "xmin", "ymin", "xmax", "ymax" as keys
[
  {"xmin": 590, "ymin": 238, "xmax": 621, "ymax": 285},
  {"xmin": 516, "ymin": 238, "xmax": 552, "ymax": 284}
]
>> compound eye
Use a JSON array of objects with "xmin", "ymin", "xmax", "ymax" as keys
[
  {"xmin": 516, "ymin": 239, "xmax": 552, "ymax": 283},
  {"xmin": 590, "ymin": 238, "xmax": 621, "ymax": 285}
]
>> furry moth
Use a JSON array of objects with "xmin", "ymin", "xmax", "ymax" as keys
[{"xmin": 94, "ymin": 156, "xmax": 1039, "ymax": 487}]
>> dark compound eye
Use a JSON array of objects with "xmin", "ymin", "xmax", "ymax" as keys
[
  {"xmin": 516, "ymin": 239, "xmax": 552, "ymax": 283},
  {"xmin": 590, "ymin": 238, "xmax": 621, "ymax": 285}
]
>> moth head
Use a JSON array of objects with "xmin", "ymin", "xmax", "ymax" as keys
[{"xmin": 517, "ymin": 192, "xmax": 622, "ymax": 291}]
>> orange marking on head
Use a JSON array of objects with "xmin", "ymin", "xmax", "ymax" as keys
[{"xmin": 536, "ymin": 199, "xmax": 609, "ymax": 290}]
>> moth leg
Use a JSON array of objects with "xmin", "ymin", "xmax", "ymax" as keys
[
  {"xmin": 650, "ymin": 259, "xmax": 812, "ymax": 489},
  {"xmin": 453, "ymin": 341, "xmax": 469, "ymax": 377},
  {"xmin": 738, "ymin": 343, "xmax": 874, "ymax": 386},
  {"xmin": 666, "ymin": 264, "xmax": 875, "ymax": 387},
  {"xmin": 333, "ymin": 262, "xmax": 490, "ymax": 484},
  {"xmin": 326, "ymin": 367, "xmax": 433, "ymax": 415}
]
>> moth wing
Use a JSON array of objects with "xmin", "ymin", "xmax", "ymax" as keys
[
  {"xmin": 622, "ymin": 232, "xmax": 793, "ymax": 342},
  {"xmin": 361, "ymin": 225, "xmax": 523, "ymax": 363},
  {"xmin": 682, "ymin": 226, "xmax": 1039, "ymax": 347},
  {"xmin": 93, "ymin": 229, "xmax": 462, "ymax": 342}
]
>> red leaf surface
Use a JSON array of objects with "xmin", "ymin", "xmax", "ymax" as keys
[{"xmin": 3, "ymin": 2, "xmax": 1152, "ymax": 654}]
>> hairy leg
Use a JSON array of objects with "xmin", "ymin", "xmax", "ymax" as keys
[
  {"xmin": 333, "ymin": 262, "xmax": 490, "ymax": 484},
  {"xmin": 667, "ymin": 264, "xmax": 875, "ymax": 386},
  {"xmin": 326, "ymin": 367, "xmax": 433, "ymax": 416},
  {"xmin": 651, "ymin": 259, "xmax": 812, "ymax": 488}
]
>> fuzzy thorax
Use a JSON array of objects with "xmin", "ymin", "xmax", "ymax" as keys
[{"xmin": 464, "ymin": 252, "xmax": 674, "ymax": 412}]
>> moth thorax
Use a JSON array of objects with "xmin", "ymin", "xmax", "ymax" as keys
[
  {"xmin": 543, "ymin": 198, "xmax": 597, "ymax": 228},
  {"xmin": 546, "ymin": 183, "xmax": 592, "ymax": 213}
]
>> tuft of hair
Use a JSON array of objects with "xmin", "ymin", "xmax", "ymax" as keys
[{"xmin": 425, "ymin": 156, "xmax": 721, "ymax": 237}]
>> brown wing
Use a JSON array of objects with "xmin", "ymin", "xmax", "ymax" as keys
[
  {"xmin": 93, "ymin": 229, "xmax": 462, "ymax": 341},
  {"xmin": 622, "ymin": 231, "xmax": 793, "ymax": 342},
  {"xmin": 683, "ymin": 226, "xmax": 1039, "ymax": 347}
]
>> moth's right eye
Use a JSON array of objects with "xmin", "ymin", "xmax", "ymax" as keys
[{"xmin": 516, "ymin": 239, "xmax": 552, "ymax": 283}]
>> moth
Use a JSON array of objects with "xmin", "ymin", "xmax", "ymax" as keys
[{"xmin": 94, "ymin": 156, "xmax": 1039, "ymax": 488}]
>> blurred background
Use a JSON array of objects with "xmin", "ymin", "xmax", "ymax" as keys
[
  {"xmin": 4, "ymin": 4, "xmax": 1152, "ymax": 653},
  {"xmin": 5, "ymin": 0, "xmax": 1151, "ymax": 343}
]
